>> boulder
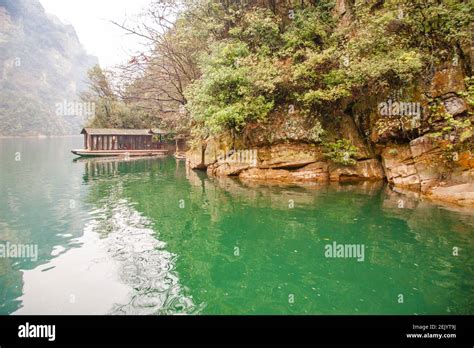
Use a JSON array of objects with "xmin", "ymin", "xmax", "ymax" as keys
[{"xmin": 442, "ymin": 95, "xmax": 468, "ymax": 116}]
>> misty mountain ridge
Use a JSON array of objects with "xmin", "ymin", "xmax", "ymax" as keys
[{"xmin": 0, "ymin": 0, "xmax": 98, "ymax": 136}]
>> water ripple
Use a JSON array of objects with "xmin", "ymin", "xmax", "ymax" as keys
[{"xmin": 86, "ymin": 193, "xmax": 205, "ymax": 315}]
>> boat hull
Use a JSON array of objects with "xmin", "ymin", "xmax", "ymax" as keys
[{"xmin": 71, "ymin": 149, "xmax": 168, "ymax": 157}]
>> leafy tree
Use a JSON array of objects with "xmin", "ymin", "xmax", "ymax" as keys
[
  {"xmin": 88, "ymin": 0, "xmax": 473, "ymax": 151},
  {"xmin": 185, "ymin": 40, "xmax": 279, "ymax": 134}
]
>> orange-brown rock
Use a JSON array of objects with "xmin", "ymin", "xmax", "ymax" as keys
[
  {"xmin": 328, "ymin": 159, "xmax": 385, "ymax": 182},
  {"xmin": 239, "ymin": 161, "xmax": 329, "ymax": 183},
  {"xmin": 429, "ymin": 65, "xmax": 466, "ymax": 98},
  {"xmin": 257, "ymin": 143, "xmax": 323, "ymax": 169},
  {"xmin": 427, "ymin": 183, "xmax": 474, "ymax": 206}
]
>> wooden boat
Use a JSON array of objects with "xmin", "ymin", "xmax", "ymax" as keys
[
  {"xmin": 72, "ymin": 128, "xmax": 169, "ymax": 158},
  {"xmin": 71, "ymin": 149, "xmax": 167, "ymax": 157},
  {"xmin": 73, "ymin": 154, "xmax": 165, "ymax": 165}
]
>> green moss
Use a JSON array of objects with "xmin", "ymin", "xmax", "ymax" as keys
[{"xmin": 388, "ymin": 148, "xmax": 399, "ymax": 156}]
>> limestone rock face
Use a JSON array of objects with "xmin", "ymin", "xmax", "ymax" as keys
[
  {"xmin": 409, "ymin": 135, "xmax": 437, "ymax": 158},
  {"xmin": 381, "ymin": 136, "xmax": 442, "ymax": 191},
  {"xmin": 186, "ymin": 135, "xmax": 235, "ymax": 170},
  {"xmin": 257, "ymin": 143, "xmax": 323, "ymax": 169},
  {"xmin": 382, "ymin": 149, "xmax": 421, "ymax": 188},
  {"xmin": 242, "ymin": 110, "xmax": 321, "ymax": 147},
  {"xmin": 239, "ymin": 157, "xmax": 383, "ymax": 183},
  {"xmin": 186, "ymin": 54, "xmax": 474, "ymax": 206},
  {"xmin": 190, "ymin": 134, "xmax": 473, "ymax": 206},
  {"xmin": 429, "ymin": 65, "xmax": 466, "ymax": 98},
  {"xmin": 207, "ymin": 162, "xmax": 253, "ymax": 176},
  {"xmin": 380, "ymin": 134, "xmax": 474, "ymax": 206},
  {"xmin": 295, "ymin": 162, "xmax": 330, "ymax": 181},
  {"xmin": 328, "ymin": 159, "xmax": 385, "ymax": 182},
  {"xmin": 371, "ymin": 116, "xmax": 421, "ymax": 144},
  {"xmin": 409, "ymin": 135, "xmax": 444, "ymax": 191},
  {"xmin": 427, "ymin": 183, "xmax": 474, "ymax": 206},
  {"xmin": 207, "ymin": 151, "xmax": 256, "ymax": 176},
  {"xmin": 239, "ymin": 168, "xmax": 296, "ymax": 182},
  {"xmin": 239, "ymin": 162, "xmax": 330, "ymax": 183},
  {"xmin": 186, "ymin": 145, "xmax": 206, "ymax": 170},
  {"xmin": 340, "ymin": 114, "xmax": 372, "ymax": 159}
]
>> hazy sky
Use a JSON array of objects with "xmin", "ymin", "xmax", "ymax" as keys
[{"xmin": 39, "ymin": 0, "xmax": 154, "ymax": 68}]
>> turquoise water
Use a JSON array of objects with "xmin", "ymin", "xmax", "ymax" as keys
[{"xmin": 0, "ymin": 137, "xmax": 473, "ymax": 314}]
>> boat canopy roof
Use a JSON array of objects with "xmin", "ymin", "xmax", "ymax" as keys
[{"xmin": 81, "ymin": 128, "xmax": 167, "ymax": 136}]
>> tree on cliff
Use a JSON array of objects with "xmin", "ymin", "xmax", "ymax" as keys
[{"xmin": 85, "ymin": 0, "xmax": 472, "ymax": 159}]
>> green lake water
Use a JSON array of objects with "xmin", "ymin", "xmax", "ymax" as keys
[{"xmin": 0, "ymin": 137, "xmax": 473, "ymax": 315}]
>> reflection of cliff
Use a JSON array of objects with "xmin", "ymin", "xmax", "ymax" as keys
[
  {"xmin": 188, "ymin": 172, "xmax": 386, "ymax": 223},
  {"xmin": 379, "ymin": 187, "xmax": 474, "ymax": 313},
  {"xmin": 182, "ymin": 170, "xmax": 474, "ymax": 314},
  {"xmin": 77, "ymin": 157, "xmax": 473, "ymax": 314},
  {"xmin": 183, "ymin": 172, "xmax": 391, "ymax": 313}
]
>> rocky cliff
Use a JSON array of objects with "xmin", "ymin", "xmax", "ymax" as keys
[
  {"xmin": 186, "ymin": 0, "xmax": 473, "ymax": 207},
  {"xmin": 187, "ymin": 65, "xmax": 473, "ymax": 206},
  {"xmin": 0, "ymin": 0, "xmax": 98, "ymax": 136}
]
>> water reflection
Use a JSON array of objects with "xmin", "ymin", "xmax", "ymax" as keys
[
  {"xmin": 1, "ymin": 137, "xmax": 473, "ymax": 315},
  {"xmin": 0, "ymin": 137, "xmax": 88, "ymax": 314},
  {"xmin": 10, "ymin": 152, "xmax": 201, "ymax": 314},
  {"xmin": 86, "ymin": 185, "xmax": 202, "ymax": 314},
  {"xmin": 180, "ymin": 168, "xmax": 474, "ymax": 314}
]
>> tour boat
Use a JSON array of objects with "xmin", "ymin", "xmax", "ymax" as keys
[{"xmin": 71, "ymin": 128, "xmax": 168, "ymax": 157}]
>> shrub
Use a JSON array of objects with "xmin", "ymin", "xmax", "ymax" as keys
[{"xmin": 323, "ymin": 139, "xmax": 358, "ymax": 165}]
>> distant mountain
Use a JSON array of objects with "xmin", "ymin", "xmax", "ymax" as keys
[{"xmin": 0, "ymin": 0, "xmax": 99, "ymax": 136}]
